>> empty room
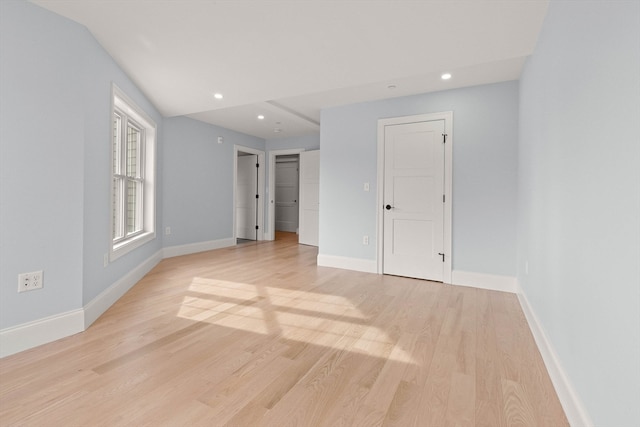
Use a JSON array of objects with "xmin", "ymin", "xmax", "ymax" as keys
[{"xmin": 0, "ymin": 0, "xmax": 638, "ymax": 426}]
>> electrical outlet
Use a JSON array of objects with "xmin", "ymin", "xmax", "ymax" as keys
[
  {"xmin": 165, "ymin": 226, "xmax": 171, "ymax": 235},
  {"xmin": 363, "ymin": 235, "xmax": 369, "ymax": 245},
  {"xmin": 18, "ymin": 271, "xmax": 43, "ymax": 293},
  {"xmin": 104, "ymin": 253, "xmax": 109, "ymax": 268},
  {"xmin": 363, "ymin": 182, "xmax": 370, "ymax": 192}
]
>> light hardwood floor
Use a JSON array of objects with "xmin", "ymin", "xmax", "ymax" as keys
[{"xmin": 0, "ymin": 232, "xmax": 568, "ymax": 426}]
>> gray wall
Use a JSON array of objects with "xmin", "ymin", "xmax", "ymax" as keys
[
  {"xmin": 0, "ymin": 1, "xmax": 164, "ymax": 326},
  {"xmin": 80, "ymin": 22, "xmax": 164, "ymax": 306},
  {"xmin": 162, "ymin": 117, "xmax": 264, "ymax": 247},
  {"xmin": 518, "ymin": 1, "xmax": 640, "ymax": 424},
  {"xmin": 266, "ymin": 134, "xmax": 320, "ymax": 152},
  {"xmin": 319, "ymin": 82, "xmax": 519, "ymax": 275}
]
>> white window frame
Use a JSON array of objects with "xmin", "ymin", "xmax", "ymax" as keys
[{"xmin": 109, "ymin": 84, "xmax": 156, "ymax": 261}]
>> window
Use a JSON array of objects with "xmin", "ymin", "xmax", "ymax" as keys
[{"xmin": 110, "ymin": 85, "xmax": 156, "ymax": 260}]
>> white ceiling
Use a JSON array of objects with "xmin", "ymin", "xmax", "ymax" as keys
[{"xmin": 32, "ymin": 0, "xmax": 549, "ymax": 140}]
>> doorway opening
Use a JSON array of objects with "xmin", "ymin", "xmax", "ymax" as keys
[
  {"xmin": 267, "ymin": 148, "xmax": 304, "ymax": 241},
  {"xmin": 274, "ymin": 154, "xmax": 300, "ymax": 242},
  {"xmin": 234, "ymin": 145, "xmax": 265, "ymax": 244}
]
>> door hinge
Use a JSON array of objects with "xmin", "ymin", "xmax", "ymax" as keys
[
  {"xmin": 256, "ymin": 194, "xmax": 259, "ymax": 199},
  {"xmin": 256, "ymin": 163, "xmax": 260, "ymax": 168},
  {"xmin": 255, "ymin": 225, "xmax": 259, "ymax": 230},
  {"xmin": 442, "ymin": 134, "xmax": 447, "ymax": 143},
  {"xmin": 443, "ymin": 194, "xmax": 445, "ymax": 203}
]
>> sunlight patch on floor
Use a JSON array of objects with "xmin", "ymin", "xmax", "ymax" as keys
[{"xmin": 176, "ymin": 278, "xmax": 417, "ymax": 364}]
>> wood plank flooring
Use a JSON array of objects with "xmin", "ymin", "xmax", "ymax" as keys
[{"xmin": 0, "ymin": 232, "xmax": 568, "ymax": 426}]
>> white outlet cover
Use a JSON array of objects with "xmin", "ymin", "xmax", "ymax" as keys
[{"xmin": 18, "ymin": 270, "xmax": 43, "ymax": 292}]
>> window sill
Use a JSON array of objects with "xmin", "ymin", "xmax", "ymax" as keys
[{"xmin": 110, "ymin": 230, "xmax": 156, "ymax": 262}]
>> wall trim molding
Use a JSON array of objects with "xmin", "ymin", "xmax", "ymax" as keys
[
  {"xmin": 163, "ymin": 238, "xmax": 235, "ymax": 258},
  {"xmin": 317, "ymin": 254, "xmax": 377, "ymax": 273},
  {"xmin": 450, "ymin": 270, "xmax": 517, "ymax": 293},
  {"xmin": 0, "ymin": 308, "xmax": 84, "ymax": 358},
  {"xmin": 516, "ymin": 283, "xmax": 593, "ymax": 427},
  {"xmin": 84, "ymin": 250, "xmax": 163, "ymax": 328}
]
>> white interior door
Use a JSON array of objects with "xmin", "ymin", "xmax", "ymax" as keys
[
  {"xmin": 236, "ymin": 154, "xmax": 257, "ymax": 240},
  {"xmin": 299, "ymin": 150, "xmax": 319, "ymax": 246},
  {"xmin": 275, "ymin": 158, "xmax": 299, "ymax": 233},
  {"xmin": 383, "ymin": 120, "xmax": 445, "ymax": 281}
]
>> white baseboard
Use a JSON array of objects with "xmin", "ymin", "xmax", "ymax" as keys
[
  {"xmin": 516, "ymin": 283, "xmax": 593, "ymax": 427},
  {"xmin": 0, "ymin": 250, "xmax": 162, "ymax": 359},
  {"xmin": 84, "ymin": 249, "xmax": 163, "ymax": 328},
  {"xmin": 317, "ymin": 254, "xmax": 377, "ymax": 273},
  {"xmin": 163, "ymin": 237, "xmax": 235, "ymax": 258},
  {"xmin": 450, "ymin": 270, "xmax": 517, "ymax": 293},
  {"xmin": 1, "ymin": 238, "xmax": 241, "ymax": 358},
  {"xmin": 0, "ymin": 309, "xmax": 84, "ymax": 358}
]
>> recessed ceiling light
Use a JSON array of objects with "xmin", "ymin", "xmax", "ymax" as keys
[
  {"xmin": 441, "ymin": 73, "xmax": 452, "ymax": 80},
  {"xmin": 387, "ymin": 84, "xmax": 397, "ymax": 90},
  {"xmin": 257, "ymin": 115, "xmax": 265, "ymax": 120},
  {"xmin": 213, "ymin": 93, "xmax": 223, "ymax": 99},
  {"xmin": 274, "ymin": 128, "xmax": 282, "ymax": 133}
]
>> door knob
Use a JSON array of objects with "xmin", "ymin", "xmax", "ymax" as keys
[{"xmin": 385, "ymin": 204, "xmax": 393, "ymax": 210}]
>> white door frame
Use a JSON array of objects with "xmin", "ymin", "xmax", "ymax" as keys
[
  {"xmin": 376, "ymin": 111, "xmax": 453, "ymax": 283},
  {"xmin": 233, "ymin": 145, "xmax": 265, "ymax": 241},
  {"xmin": 266, "ymin": 148, "xmax": 304, "ymax": 240}
]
